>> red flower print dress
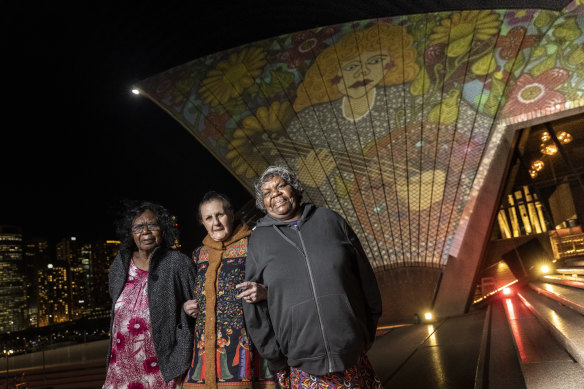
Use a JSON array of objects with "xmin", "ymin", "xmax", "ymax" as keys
[{"xmin": 104, "ymin": 260, "xmax": 181, "ymax": 389}]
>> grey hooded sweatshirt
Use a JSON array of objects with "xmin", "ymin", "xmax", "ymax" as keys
[{"xmin": 243, "ymin": 203, "xmax": 382, "ymax": 375}]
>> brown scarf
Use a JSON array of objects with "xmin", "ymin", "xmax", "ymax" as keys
[{"xmin": 202, "ymin": 221, "xmax": 251, "ymax": 388}]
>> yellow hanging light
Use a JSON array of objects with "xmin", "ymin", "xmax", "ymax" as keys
[
  {"xmin": 531, "ymin": 160, "xmax": 544, "ymax": 171},
  {"xmin": 556, "ymin": 131, "xmax": 573, "ymax": 144},
  {"xmin": 540, "ymin": 142, "xmax": 558, "ymax": 155}
]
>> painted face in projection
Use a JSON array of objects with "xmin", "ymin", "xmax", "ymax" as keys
[{"xmin": 336, "ymin": 50, "xmax": 391, "ymax": 100}]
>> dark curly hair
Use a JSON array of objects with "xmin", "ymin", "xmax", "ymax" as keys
[{"xmin": 115, "ymin": 200, "xmax": 178, "ymax": 256}]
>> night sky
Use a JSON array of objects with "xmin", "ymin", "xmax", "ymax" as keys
[
  {"xmin": 2, "ymin": 0, "xmax": 372, "ymax": 255},
  {"xmin": 2, "ymin": 0, "xmax": 570, "ymax": 255}
]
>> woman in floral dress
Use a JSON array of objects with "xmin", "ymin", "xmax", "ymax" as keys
[{"xmin": 104, "ymin": 201, "xmax": 197, "ymax": 388}]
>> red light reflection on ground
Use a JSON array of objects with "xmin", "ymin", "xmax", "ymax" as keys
[{"xmin": 505, "ymin": 298, "xmax": 528, "ymax": 362}]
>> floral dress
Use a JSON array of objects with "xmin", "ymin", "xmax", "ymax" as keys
[
  {"xmin": 103, "ymin": 260, "xmax": 181, "ymax": 389},
  {"xmin": 276, "ymin": 352, "xmax": 382, "ymax": 389}
]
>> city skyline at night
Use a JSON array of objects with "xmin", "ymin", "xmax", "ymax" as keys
[{"xmin": 0, "ymin": 225, "xmax": 121, "ymax": 336}]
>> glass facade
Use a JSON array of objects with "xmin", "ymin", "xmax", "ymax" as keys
[{"xmin": 0, "ymin": 226, "xmax": 26, "ymax": 332}]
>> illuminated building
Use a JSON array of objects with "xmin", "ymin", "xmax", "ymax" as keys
[
  {"xmin": 56, "ymin": 237, "xmax": 85, "ymax": 319},
  {"xmin": 23, "ymin": 237, "xmax": 50, "ymax": 328},
  {"xmin": 0, "ymin": 226, "xmax": 26, "ymax": 332},
  {"xmin": 37, "ymin": 261, "xmax": 70, "ymax": 326}
]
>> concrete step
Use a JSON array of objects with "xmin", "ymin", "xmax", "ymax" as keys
[
  {"xmin": 529, "ymin": 281, "xmax": 584, "ymax": 315},
  {"xmin": 518, "ymin": 286, "xmax": 584, "ymax": 366},
  {"xmin": 555, "ymin": 254, "xmax": 584, "ymax": 275},
  {"xmin": 474, "ymin": 301, "xmax": 526, "ymax": 389},
  {"xmin": 541, "ymin": 274, "xmax": 584, "ymax": 289},
  {"xmin": 501, "ymin": 291, "xmax": 584, "ymax": 388}
]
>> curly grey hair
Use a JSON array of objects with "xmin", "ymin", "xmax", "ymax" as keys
[{"xmin": 254, "ymin": 165, "xmax": 304, "ymax": 211}]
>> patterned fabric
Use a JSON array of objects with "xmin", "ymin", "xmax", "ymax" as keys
[
  {"xmin": 135, "ymin": 4, "xmax": 584, "ymax": 275},
  {"xmin": 183, "ymin": 222, "xmax": 275, "ymax": 389},
  {"xmin": 276, "ymin": 353, "xmax": 382, "ymax": 389},
  {"xmin": 104, "ymin": 260, "xmax": 181, "ymax": 389}
]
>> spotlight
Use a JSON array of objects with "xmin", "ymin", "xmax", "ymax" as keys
[{"xmin": 424, "ymin": 312, "xmax": 433, "ymax": 321}]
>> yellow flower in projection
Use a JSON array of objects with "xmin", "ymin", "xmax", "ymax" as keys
[
  {"xmin": 199, "ymin": 47, "xmax": 267, "ymax": 107},
  {"xmin": 227, "ymin": 101, "xmax": 293, "ymax": 178},
  {"xmin": 430, "ymin": 10, "xmax": 501, "ymax": 57},
  {"xmin": 471, "ymin": 52, "xmax": 497, "ymax": 75},
  {"xmin": 428, "ymin": 89, "xmax": 461, "ymax": 124}
]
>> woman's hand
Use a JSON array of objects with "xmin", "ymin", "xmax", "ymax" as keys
[
  {"xmin": 236, "ymin": 281, "xmax": 267, "ymax": 303},
  {"xmin": 183, "ymin": 299, "xmax": 200, "ymax": 318}
]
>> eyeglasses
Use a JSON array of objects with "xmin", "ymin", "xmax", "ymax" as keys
[{"xmin": 131, "ymin": 223, "xmax": 161, "ymax": 234}]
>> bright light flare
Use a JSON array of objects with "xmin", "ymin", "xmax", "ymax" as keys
[
  {"xmin": 541, "ymin": 265, "xmax": 550, "ymax": 274},
  {"xmin": 131, "ymin": 88, "xmax": 140, "ymax": 95},
  {"xmin": 424, "ymin": 312, "xmax": 433, "ymax": 321},
  {"xmin": 503, "ymin": 287, "xmax": 512, "ymax": 295},
  {"xmin": 557, "ymin": 131, "xmax": 572, "ymax": 144}
]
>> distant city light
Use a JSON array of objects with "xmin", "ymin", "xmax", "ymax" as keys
[
  {"xmin": 71, "ymin": 237, "xmax": 76, "ymax": 241},
  {"xmin": 131, "ymin": 88, "xmax": 140, "ymax": 95},
  {"xmin": 47, "ymin": 264, "xmax": 53, "ymax": 268}
]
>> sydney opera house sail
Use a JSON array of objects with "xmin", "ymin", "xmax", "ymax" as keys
[{"xmin": 134, "ymin": 3, "xmax": 584, "ymax": 271}]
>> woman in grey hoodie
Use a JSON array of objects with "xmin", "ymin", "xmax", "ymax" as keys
[{"xmin": 243, "ymin": 166, "xmax": 383, "ymax": 388}]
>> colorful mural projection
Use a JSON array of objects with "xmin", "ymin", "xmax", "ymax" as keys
[{"xmin": 134, "ymin": 3, "xmax": 584, "ymax": 270}]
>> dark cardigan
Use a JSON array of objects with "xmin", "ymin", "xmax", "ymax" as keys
[{"xmin": 106, "ymin": 246, "xmax": 197, "ymax": 381}]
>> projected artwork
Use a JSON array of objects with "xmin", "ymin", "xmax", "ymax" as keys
[{"xmin": 135, "ymin": 3, "xmax": 584, "ymax": 269}]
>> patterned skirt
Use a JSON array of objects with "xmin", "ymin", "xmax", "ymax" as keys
[{"xmin": 276, "ymin": 353, "xmax": 382, "ymax": 388}]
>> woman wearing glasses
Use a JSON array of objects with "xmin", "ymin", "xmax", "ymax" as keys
[{"xmin": 104, "ymin": 201, "xmax": 197, "ymax": 388}]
